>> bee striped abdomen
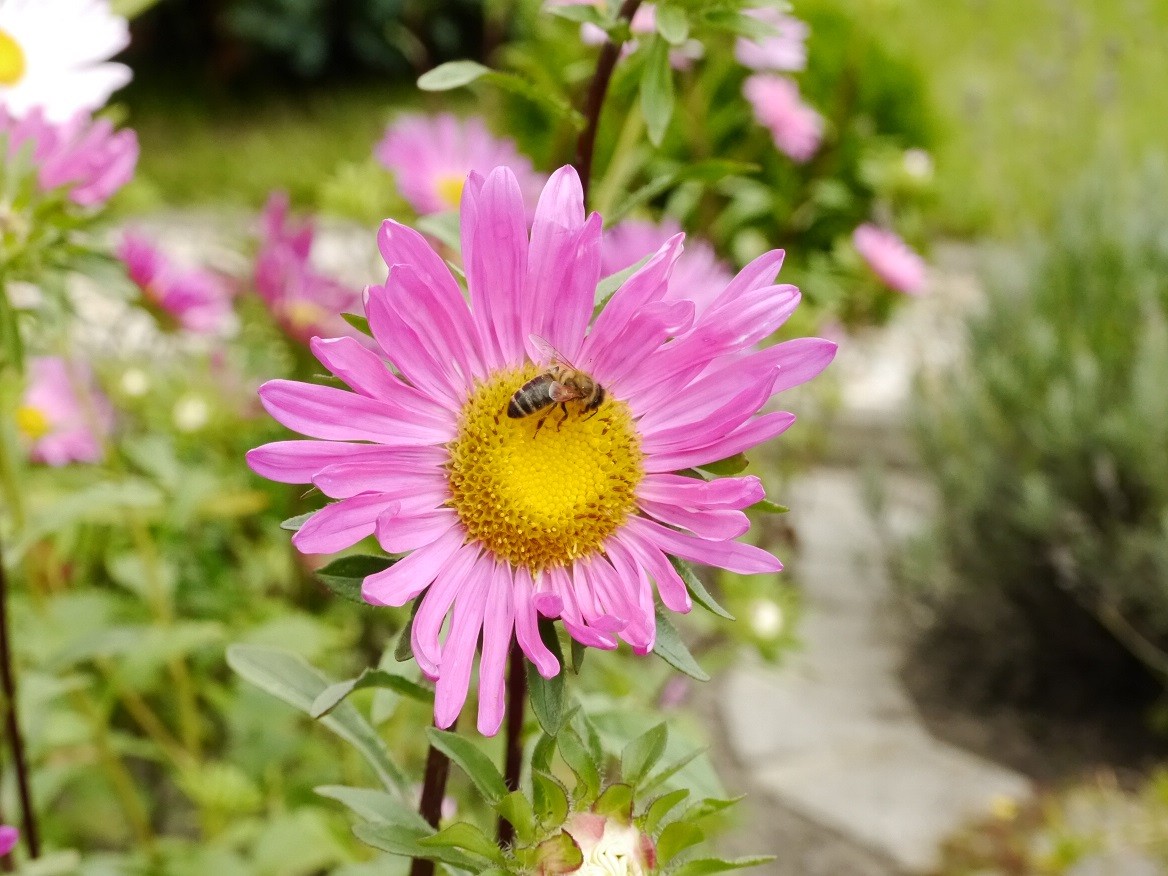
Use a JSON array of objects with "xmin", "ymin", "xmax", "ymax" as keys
[{"xmin": 507, "ymin": 374, "xmax": 557, "ymax": 418}]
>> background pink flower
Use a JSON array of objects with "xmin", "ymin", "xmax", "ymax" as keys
[
  {"xmin": 736, "ymin": 7, "xmax": 810, "ymax": 72},
  {"xmin": 743, "ymin": 74, "xmax": 823, "ymax": 163},
  {"xmin": 254, "ymin": 193, "xmax": 369, "ymax": 345},
  {"xmin": 119, "ymin": 231, "xmax": 234, "ymax": 334},
  {"xmin": 17, "ymin": 357, "xmax": 112, "ymax": 466},
  {"xmin": 0, "ymin": 825, "xmax": 17, "ymax": 857},
  {"xmin": 853, "ymin": 223, "xmax": 927, "ymax": 294},
  {"xmin": 1, "ymin": 108, "xmax": 138, "ymax": 206},
  {"xmin": 603, "ymin": 218, "xmax": 733, "ymax": 315},
  {"xmin": 248, "ymin": 165, "xmax": 837, "ymax": 735},
  {"xmin": 375, "ymin": 114, "xmax": 544, "ymax": 216}
]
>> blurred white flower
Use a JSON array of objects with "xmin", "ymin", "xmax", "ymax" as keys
[
  {"xmin": 0, "ymin": 0, "xmax": 131, "ymax": 122},
  {"xmin": 173, "ymin": 395, "xmax": 210, "ymax": 432},
  {"xmin": 902, "ymin": 148, "xmax": 934, "ymax": 181},
  {"xmin": 119, "ymin": 367, "xmax": 149, "ymax": 398},
  {"xmin": 749, "ymin": 599, "xmax": 784, "ymax": 639}
]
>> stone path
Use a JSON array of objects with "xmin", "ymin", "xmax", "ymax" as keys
[{"xmin": 714, "ymin": 250, "xmax": 1031, "ymax": 874}]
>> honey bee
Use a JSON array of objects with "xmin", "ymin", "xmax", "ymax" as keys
[{"xmin": 507, "ymin": 335, "xmax": 605, "ymax": 434}]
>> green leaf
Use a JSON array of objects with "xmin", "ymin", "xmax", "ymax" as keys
[
  {"xmin": 699, "ymin": 8, "xmax": 775, "ymax": 38},
  {"xmin": 670, "ymin": 557, "xmax": 734, "ymax": 620},
  {"xmin": 557, "ymin": 731, "xmax": 601, "ymax": 800},
  {"xmin": 341, "ymin": 312, "xmax": 371, "ymax": 335},
  {"xmin": 622, "ymin": 723, "xmax": 668, "ymax": 786},
  {"xmin": 593, "ymin": 783, "xmax": 634, "ymax": 821},
  {"xmin": 643, "ymin": 788, "xmax": 690, "ymax": 833},
  {"xmin": 316, "ymin": 555, "xmax": 394, "ymax": 604},
  {"xmin": 314, "ymin": 785, "xmax": 431, "ymax": 831},
  {"xmin": 687, "ymin": 796, "xmax": 745, "ymax": 820},
  {"xmin": 427, "ymin": 728, "xmax": 509, "ymax": 804},
  {"xmin": 420, "ymin": 822, "xmax": 505, "ymax": 864},
  {"xmin": 594, "ymin": 254, "xmax": 651, "ymax": 307},
  {"xmin": 571, "ymin": 638, "xmax": 587, "ymax": 674},
  {"xmin": 0, "ymin": 283, "xmax": 23, "ymax": 375},
  {"xmin": 532, "ymin": 771, "xmax": 570, "ymax": 827},
  {"xmin": 280, "ymin": 512, "xmax": 313, "ymax": 532},
  {"xmin": 655, "ymin": 5, "xmax": 689, "ymax": 44},
  {"xmin": 699, "ymin": 453, "xmax": 749, "ymax": 476},
  {"xmin": 496, "ymin": 790, "xmax": 538, "ymax": 845},
  {"xmin": 532, "ymin": 732, "xmax": 558, "ymax": 774},
  {"xmin": 534, "ymin": 830, "xmax": 584, "ymax": 875},
  {"xmin": 605, "ymin": 160, "xmax": 758, "ymax": 227},
  {"xmin": 311, "ymin": 668, "xmax": 433, "ymax": 718},
  {"xmin": 640, "ymin": 36, "xmax": 675, "ymax": 147},
  {"xmin": 417, "ymin": 60, "xmax": 491, "ymax": 91},
  {"xmin": 641, "ymin": 746, "xmax": 707, "ymax": 796},
  {"xmin": 657, "ymin": 820, "xmax": 704, "ymax": 865},
  {"xmin": 747, "ymin": 499, "xmax": 789, "ymax": 514},
  {"xmin": 226, "ymin": 645, "xmax": 407, "ymax": 792},
  {"xmin": 415, "ymin": 211, "xmax": 461, "ymax": 251},
  {"xmin": 396, "ymin": 599, "xmax": 423, "ymax": 662},
  {"xmin": 352, "ymin": 822, "xmax": 481, "ymax": 870},
  {"xmin": 546, "ymin": 3, "xmax": 607, "ymax": 25},
  {"xmin": 653, "ymin": 606, "xmax": 710, "ymax": 682},
  {"xmin": 527, "ymin": 620, "xmax": 567, "ymax": 736},
  {"xmin": 481, "ymin": 70, "xmax": 585, "ymax": 129},
  {"xmin": 672, "ymin": 857, "xmax": 777, "ymax": 876}
]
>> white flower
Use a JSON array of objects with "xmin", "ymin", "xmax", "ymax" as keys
[
  {"xmin": 749, "ymin": 599, "xmax": 784, "ymax": 639},
  {"xmin": 564, "ymin": 813, "xmax": 656, "ymax": 876},
  {"xmin": 0, "ymin": 0, "xmax": 131, "ymax": 122},
  {"xmin": 173, "ymin": 395, "xmax": 210, "ymax": 432}
]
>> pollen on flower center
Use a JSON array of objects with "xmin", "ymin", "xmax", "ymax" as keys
[
  {"xmin": 446, "ymin": 365, "xmax": 643, "ymax": 572},
  {"xmin": 436, "ymin": 174, "xmax": 466, "ymax": 210},
  {"xmin": 0, "ymin": 29, "xmax": 25, "ymax": 86},
  {"xmin": 15, "ymin": 405, "xmax": 49, "ymax": 440}
]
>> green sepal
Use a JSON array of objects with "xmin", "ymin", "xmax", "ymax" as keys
[
  {"xmin": 557, "ymin": 731, "xmax": 601, "ymax": 801},
  {"xmin": 593, "ymin": 783, "xmax": 635, "ymax": 822},
  {"xmin": 427, "ymin": 728, "xmax": 509, "ymax": 804},
  {"xmin": 642, "ymin": 788, "xmax": 690, "ymax": 834},
  {"xmin": 527, "ymin": 619, "xmax": 567, "ymax": 736},
  {"xmin": 280, "ymin": 512, "xmax": 313, "ymax": 532},
  {"xmin": 496, "ymin": 790, "xmax": 537, "ymax": 845},
  {"xmin": 341, "ymin": 312, "xmax": 371, "ymax": 335},
  {"xmin": 698, "ymin": 453, "xmax": 749, "ymax": 476},
  {"xmin": 532, "ymin": 770, "xmax": 570, "ymax": 828},
  {"xmin": 653, "ymin": 606, "xmax": 711, "ymax": 682},
  {"xmin": 670, "ymin": 557, "xmax": 734, "ymax": 620},
  {"xmin": 419, "ymin": 822, "xmax": 506, "ymax": 865},
  {"xmin": 657, "ymin": 820, "xmax": 704, "ymax": 865},
  {"xmin": 621, "ymin": 723, "xmax": 668, "ymax": 787},
  {"xmin": 316, "ymin": 554, "xmax": 395, "ymax": 605}
]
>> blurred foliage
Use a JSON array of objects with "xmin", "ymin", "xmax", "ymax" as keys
[
  {"xmin": 897, "ymin": 159, "xmax": 1168, "ymax": 710},
  {"xmin": 936, "ymin": 769, "xmax": 1168, "ymax": 876}
]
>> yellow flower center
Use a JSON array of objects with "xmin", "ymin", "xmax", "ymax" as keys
[
  {"xmin": 0, "ymin": 29, "xmax": 26, "ymax": 87},
  {"xmin": 283, "ymin": 299, "xmax": 327, "ymax": 332},
  {"xmin": 15, "ymin": 405, "xmax": 50, "ymax": 440},
  {"xmin": 435, "ymin": 174, "xmax": 466, "ymax": 210},
  {"xmin": 447, "ymin": 366, "xmax": 643, "ymax": 572}
]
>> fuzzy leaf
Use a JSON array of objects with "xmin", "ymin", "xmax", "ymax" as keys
[
  {"xmin": 557, "ymin": 731, "xmax": 601, "ymax": 800},
  {"xmin": 226, "ymin": 645, "xmax": 407, "ymax": 792},
  {"xmin": 641, "ymin": 747, "xmax": 707, "ymax": 796},
  {"xmin": 655, "ymin": 5, "xmax": 689, "ymax": 44},
  {"xmin": 657, "ymin": 820, "xmax": 704, "ymax": 865},
  {"xmin": 653, "ymin": 606, "xmax": 710, "ymax": 681},
  {"xmin": 532, "ymin": 771, "xmax": 570, "ymax": 827},
  {"xmin": 672, "ymin": 856, "xmax": 777, "ymax": 876},
  {"xmin": 670, "ymin": 557, "xmax": 734, "ymax": 620},
  {"xmin": 353, "ymin": 822, "xmax": 480, "ymax": 870},
  {"xmin": 640, "ymin": 36, "xmax": 675, "ymax": 146},
  {"xmin": 622, "ymin": 723, "xmax": 669, "ymax": 786},
  {"xmin": 497, "ymin": 790, "xmax": 538, "ymax": 845},
  {"xmin": 417, "ymin": 60, "xmax": 490, "ymax": 91},
  {"xmin": 528, "ymin": 620, "xmax": 567, "ymax": 735},
  {"xmin": 534, "ymin": 831, "xmax": 584, "ymax": 875},
  {"xmin": 314, "ymin": 785, "xmax": 430, "ymax": 831},
  {"xmin": 316, "ymin": 555, "xmax": 394, "ymax": 604},
  {"xmin": 280, "ymin": 512, "xmax": 313, "ymax": 532},
  {"xmin": 643, "ymin": 788, "xmax": 690, "ymax": 833},
  {"xmin": 420, "ymin": 822, "xmax": 505, "ymax": 864},
  {"xmin": 594, "ymin": 783, "xmax": 635, "ymax": 821},
  {"xmin": 311, "ymin": 668, "xmax": 433, "ymax": 718},
  {"xmin": 427, "ymin": 728, "xmax": 509, "ymax": 804}
]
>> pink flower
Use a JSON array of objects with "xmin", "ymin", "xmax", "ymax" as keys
[
  {"xmin": 118, "ymin": 232, "xmax": 234, "ymax": 334},
  {"xmin": 853, "ymin": 223, "xmax": 927, "ymax": 294},
  {"xmin": 555, "ymin": 812, "xmax": 656, "ymax": 875},
  {"xmin": 735, "ymin": 8, "xmax": 809, "ymax": 72},
  {"xmin": 603, "ymin": 219, "xmax": 733, "ymax": 316},
  {"xmin": 375, "ymin": 114, "xmax": 544, "ymax": 216},
  {"xmin": 247, "ymin": 166, "xmax": 836, "ymax": 736},
  {"xmin": 0, "ymin": 825, "xmax": 17, "ymax": 857},
  {"xmin": 254, "ymin": 193, "xmax": 368, "ymax": 345},
  {"xmin": 17, "ymin": 357, "xmax": 112, "ymax": 465},
  {"xmin": 1, "ymin": 108, "xmax": 137, "ymax": 206},
  {"xmin": 743, "ymin": 74, "xmax": 823, "ymax": 164},
  {"xmin": 567, "ymin": 3, "xmax": 702, "ymax": 69}
]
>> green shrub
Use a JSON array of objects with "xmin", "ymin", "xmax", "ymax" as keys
[{"xmin": 904, "ymin": 160, "xmax": 1168, "ymax": 706}]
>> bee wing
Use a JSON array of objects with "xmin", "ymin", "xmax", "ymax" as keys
[{"xmin": 527, "ymin": 334, "xmax": 579, "ymax": 370}]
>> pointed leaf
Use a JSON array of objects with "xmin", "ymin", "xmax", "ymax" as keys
[
  {"xmin": 670, "ymin": 558, "xmax": 734, "ymax": 620},
  {"xmin": 417, "ymin": 60, "xmax": 490, "ymax": 91},
  {"xmin": 341, "ymin": 312, "xmax": 371, "ymax": 335},
  {"xmin": 280, "ymin": 512, "xmax": 313, "ymax": 532},
  {"xmin": 655, "ymin": 5, "xmax": 689, "ymax": 44},
  {"xmin": 316, "ymin": 555, "xmax": 394, "ymax": 605},
  {"xmin": 557, "ymin": 731, "xmax": 601, "ymax": 800},
  {"xmin": 643, "ymin": 788, "xmax": 690, "ymax": 834},
  {"xmin": 653, "ymin": 606, "xmax": 710, "ymax": 682},
  {"xmin": 497, "ymin": 790, "xmax": 537, "ymax": 845},
  {"xmin": 641, "ymin": 746, "xmax": 707, "ymax": 796},
  {"xmin": 640, "ymin": 36, "xmax": 675, "ymax": 147},
  {"xmin": 227, "ymin": 645, "xmax": 407, "ymax": 792},
  {"xmin": 657, "ymin": 820, "xmax": 704, "ymax": 865},
  {"xmin": 528, "ymin": 619, "xmax": 566, "ymax": 735},
  {"xmin": 353, "ymin": 822, "xmax": 480, "ymax": 870},
  {"xmin": 672, "ymin": 856, "xmax": 777, "ymax": 876},
  {"xmin": 314, "ymin": 785, "xmax": 430, "ymax": 831},
  {"xmin": 532, "ymin": 771, "xmax": 570, "ymax": 827},
  {"xmin": 427, "ymin": 728, "xmax": 508, "ymax": 804},
  {"xmin": 395, "ymin": 598, "xmax": 422, "ymax": 663},
  {"xmin": 311, "ymin": 668, "xmax": 433, "ymax": 719},
  {"xmin": 622, "ymin": 723, "xmax": 668, "ymax": 786},
  {"xmin": 593, "ymin": 783, "xmax": 634, "ymax": 821},
  {"xmin": 420, "ymin": 822, "xmax": 505, "ymax": 864}
]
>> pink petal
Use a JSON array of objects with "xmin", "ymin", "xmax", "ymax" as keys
[
  {"xmin": 362, "ymin": 527, "xmax": 466, "ymax": 607},
  {"xmin": 640, "ymin": 375, "xmax": 779, "ymax": 453},
  {"xmin": 615, "ymin": 531, "xmax": 692, "ymax": 613},
  {"xmin": 629, "ymin": 516, "xmax": 783, "ymax": 575},
  {"xmin": 310, "ymin": 452, "xmax": 449, "ymax": 499},
  {"xmin": 375, "ymin": 507, "xmax": 459, "ymax": 553},
  {"xmin": 639, "ymin": 500, "xmax": 751, "ymax": 540},
  {"xmin": 433, "ymin": 569, "xmax": 491, "ymax": 729},
  {"xmin": 258, "ymin": 379, "xmax": 450, "ymax": 445},
  {"xmin": 363, "ymin": 283, "xmax": 463, "ymax": 407},
  {"xmin": 644, "ymin": 411, "xmax": 796, "ymax": 471},
  {"xmin": 246, "ymin": 440, "xmax": 419, "ymax": 484},
  {"xmin": 291, "ymin": 494, "xmax": 401, "ymax": 554},
  {"xmin": 412, "ymin": 544, "xmax": 481, "ymax": 677},
  {"xmin": 597, "ymin": 547, "xmax": 656, "ymax": 653},
  {"xmin": 476, "ymin": 561, "xmax": 516, "ymax": 736},
  {"xmin": 637, "ymin": 474, "xmax": 765, "ymax": 510},
  {"xmin": 514, "ymin": 566, "xmax": 560, "ymax": 679}
]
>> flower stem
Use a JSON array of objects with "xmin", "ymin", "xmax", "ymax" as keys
[
  {"xmin": 574, "ymin": 0, "xmax": 645, "ymax": 207},
  {"xmin": 409, "ymin": 721, "xmax": 452, "ymax": 876},
  {"xmin": 497, "ymin": 643, "xmax": 528, "ymax": 846},
  {"xmin": 0, "ymin": 537, "xmax": 38, "ymax": 860}
]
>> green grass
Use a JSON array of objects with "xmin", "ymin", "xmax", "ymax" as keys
[
  {"xmin": 868, "ymin": 0, "xmax": 1168, "ymax": 235},
  {"xmin": 123, "ymin": 1, "xmax": 1168, "ymax": 236}
]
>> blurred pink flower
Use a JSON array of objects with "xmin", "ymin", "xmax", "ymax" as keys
[
  {"xmin": 1, "ymin": 107, "xmax": 137, "ymax": 206},
  {"xmin": 736, "ymin": 8, "xmax": 809, "ymax": 72},
  {"xmin": 254, "ymin": 193, "xmax": 369, "ymax": 346},
  {"xmin": 603, "ymin": 218, "xmax": 733, "ymax": 315},
  {"xmin": 569, "ymin": 3, "xmax": 702, "ymax": 69},
  {"xmin": 0, "ymin": 825, "xmax": 17, "ymax": 857},
  {"xmin": 853, "ymin": 223, "xmax": 927, "ymax": 295},
  {"xmin": 247, "ymin": 165, "xmax": 837, "ymax": 735},
  {"xmin": 375, "ymin": 113, "xmax": 544, "ymax": 216},
  {"xmin": 17, "ymin": 357, "xmax": 112, "ymax": 466},
  {"xmin": 119, "ymin": 231, "xmax": 234, "ymax": 335},
  {"xmin": 743, "ymin": 74, "xmax": 823, "ymax": 164}
]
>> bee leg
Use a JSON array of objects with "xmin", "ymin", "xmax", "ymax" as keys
[
  {"xmin": 555, "ymin": 403, "xmax": 569, "ymax": 430},
  {"xmin": 584, "ymin": 407, "xmax": 600, "ymax": 421},
  {"xmin": 533, "ymin": 413, "xmax": 549, "ymax": 438}
]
